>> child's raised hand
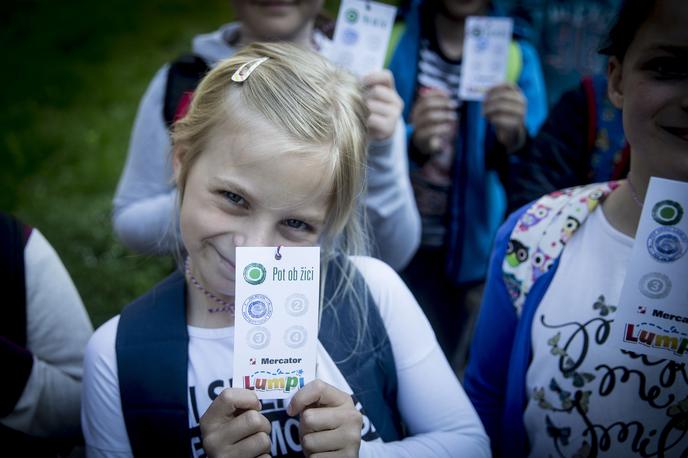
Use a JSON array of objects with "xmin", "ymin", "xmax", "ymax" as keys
[
  {"xmin": 287, "ymin": 379, "xmax": 362, "ymax": 457},
  {"xmin": 483, "ymin": 83, "xmax": 527, "ymax": 152},
  {"xmin": 362, "ymin": 70, "xmax": 404, "ymax": 142},
  {"xmin": 410, "ymin": 87, "xmax": 459, "ymax": 156},
  {"xmin": 200, "ymin": 388, "xmax": 272, "ymax": 458}
]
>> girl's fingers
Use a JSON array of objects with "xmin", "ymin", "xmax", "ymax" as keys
[
  {"xmin": 228, "ymin": 431, "xmax": 272, "ymax": 458},
  {"xmin": 413, "ymin": 110, "xmax": 457, "ymax": 131},
  {"xmin": 230, "ymin": 409, "xmax": 272, "ymax": 442},
  {"xmin": 361, "ymin": 69, "xmax": 395, "ymax": 89},
  {"xmin": 366, "ymin": 84, "xmax": 402, "ymax": 105},
  {"xmin": 367, "ymin": 99, "xmax": 402, "ymax": 119},
  {"xmin": 483, "ymin": 98, "xmax": 526, "ymax": 119},
  {"xmin": 201, "ymin": 409, "xmax": 271, "ymax": 453},
  {"xmin": 301, "ymin": 428, "xmax": 359, "ymax": 455},
  {"xmin": 416, "ymin": 122, "xmax": 456, "ymax": 140},
  {"xmin": 201, "ymin": 388, "xmax": 261, "ymax": 424},
  {"xmin": 299, "ymin": 405, "xmax": 356, "ymax": 434},
  {"xmin": 368, "ymin": 113, "xmax": 395, "ymax": 140},
  {"xmin": 416, "ymin": 93, "xmax": 458, "ymax": 112},
  {"xmin": 287, "ymin": 380, "xmax": 352, "ymax": 415},
  {"xmin": 485, "ymin": 82, "xmax": 520, "ymax": 97}
]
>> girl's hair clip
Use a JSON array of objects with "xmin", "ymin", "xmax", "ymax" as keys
[{"xmin": 231, "ymin": 57, "xmax": 270, "ymax": 82}]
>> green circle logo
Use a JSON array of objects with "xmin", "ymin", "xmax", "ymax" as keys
[
  {"xmin": 652, "ymin": 200, "xmax": 683, "ymax": 226},
  {"xmin": 243, "ymin": 263, "xmax": 266, "ymax": 285},
  {"xmin": 345, "ymin": 8, "xmax": 358, "ymax": 24}
]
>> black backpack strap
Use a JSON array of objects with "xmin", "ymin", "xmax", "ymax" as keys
[
  {"xmin": 163, "ymin": 53, "xmax": 210, "ymax": 127},
  {"xmin": 0, "ymin": 212, "xmax": 30, "ymax": 345},
  {"xmin": 319, "ymin": 256, "xmax": 404, "ymax": 442},
  {"xmin": 116, "ymin": 271, "xmax": 190, "ymax": 458},
  {"xmin": 0, "ymin": 212, "xmax": 35, "ymax": 417}
]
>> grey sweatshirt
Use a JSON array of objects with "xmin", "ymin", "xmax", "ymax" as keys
[
  {"xmin": 0, "ymin": 230, "xmax": 93, "ymax": 438},
  {"xmin": 112, "ymin": 23, "xmax": 420, "ymax": 271}
]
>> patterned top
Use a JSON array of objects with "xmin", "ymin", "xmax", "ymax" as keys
[{"xmin": 502, "ymin": 182, "xmax": 620, "ymax": 316}]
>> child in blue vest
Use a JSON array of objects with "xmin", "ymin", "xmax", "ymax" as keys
[
  {"xmin": 112, "ymin": 0, "xmax": 420, "ymax": 272},
  {"xmin": 465, "ymin": 0, "xmax": 688, "ymax": 455},
  {"xmin": 388, "ymin": 0, "xmax": 548, "ymax": 365},
  {"xmin": 82, "ymin": 43, "xmax": 489, "ymax": 457}
]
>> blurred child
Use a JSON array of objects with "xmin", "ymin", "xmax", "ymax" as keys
[
  {"xmin": 506, "ymin": 74, "xmax": 627, "ymax": 212},
  {"xmin": 1, "ymin": 212, "xmax": 93, "ymax": 456},
  {"xmin": 496, "ymin": 0, "xmax": 622, "ymax": 107},
  {"xmin": 388, "ymin": 0, "xmax": 548, "ymax": 365},
  {"xmin": 112, "ymin": 0, "xmax": 420, "ymax": 271},
  {"xmin": 465, "ymin": 0, "xmax": 688, "ymax": 455},
  {"xmin": 83, "ymin": 43, "xmax": 489, "ymax": 458}
]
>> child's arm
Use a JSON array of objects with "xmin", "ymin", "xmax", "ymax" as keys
[
  {"xmin": 81, "ymin": 317, "xmax": 134, "ymax": 457},
  {"xmin": 112, "ymin": 66, "xmax": 180, "ymax": 255},
  {"xmin": 463, "ymin": 209, "xmax": 524, "ymax": 453},
  {"xmin": 362, "ymin": 71, "xmax": 421, "ymax": 271},
  {"xmin": 0, "ymin": 229, "xmax": 93, "ymax": 439}
]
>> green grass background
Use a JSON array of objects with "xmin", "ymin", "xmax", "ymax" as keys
[{"xmin": 1, "ymin": 0, "xmax": 391, "ymax": 328}]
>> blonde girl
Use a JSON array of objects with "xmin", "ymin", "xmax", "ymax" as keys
[{"xmin": 82, "ymin": 43, "xmax": 488, "ymax": 458}]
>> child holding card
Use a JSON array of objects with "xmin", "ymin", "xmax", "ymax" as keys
[
  {"xmin": 112, "ymin": 0, "xmax": 420, "ymax": 271},
  {"xmin": 464, "ymin": 0, "xmax": 688, "ymax": 456},
  {"xmin": 388, "ymin": 0, "xmax": 548, "ymax": 365},
  {"xmin": 82, "ymin": 43, "xmax": 490, "ymax": 457}
]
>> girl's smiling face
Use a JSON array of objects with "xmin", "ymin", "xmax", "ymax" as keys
[
  {"xmin": 608, "ymin": 0, "xmax": 688, "ymax": 181},
  {"xmin": 175, "ymin": 112, "xmax": 333, "ymax": 299},
  {"xmin": 232, "ymin": 0, "xmax": 323, "ymax": 44}
]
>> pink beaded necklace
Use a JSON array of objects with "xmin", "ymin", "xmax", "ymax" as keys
[
  {"xmin": 626, "ymin": 176, "xmax": 644, "ymax": 208},
  {"xmin": 184, "ymin": 257, "xmax": 235, "ymax": 314}
]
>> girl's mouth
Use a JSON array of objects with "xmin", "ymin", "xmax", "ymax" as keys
[
  {"xmin": 211, "ymin": 245, "xmax": 236, "ymax": 272},
  {"xmin": 661, "ymin": 125, "xmax": 688, "ymax": 142}
]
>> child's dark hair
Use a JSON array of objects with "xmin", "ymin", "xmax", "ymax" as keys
[{"xmin": 599, "ymin": 0, "xmax": 656, "ymax": 60}]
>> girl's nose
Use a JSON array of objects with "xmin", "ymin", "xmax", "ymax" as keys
[{"xmin": 233, "ymin": 224, "xmax": 275, "ymax": 248}]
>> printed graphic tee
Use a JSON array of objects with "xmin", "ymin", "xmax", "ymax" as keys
[
  {"xmin": 524, "ymin": 208, "xmax": 688, "ymax": 457},
  {"xmin": 185, "ymin": 326, "xmax": 381, "ymax": 457}
]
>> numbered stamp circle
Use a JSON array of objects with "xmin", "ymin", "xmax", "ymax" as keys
[
  {"xmin": 652, "ymin": 200, "xmax": 683, "ymax": 226},
  {"xmin": 646, "ymin": 227, "xmax": 688, "ymax": 263},
  {"xmin": 284, "ymin": 326, "xmax": 308, "ymax": 349},
  {"xmin": 285, "ymin": 293, "xmax": 309, "ymax": 317},
  {"xmin": 342, "ymin": 28, "xmax": 359, "ymax": 45},
  {"xmin": 243, "ymin": 263, "xmax": 267, "ymax": 285},
  {"xmin": 638, "ymin": 272, "xmax": 672, "ymax": 299},
  {"xmin": 246, "ymin": 327, "xmax": 271, "ymax": 349},
  {"xmin": 242, "ymin": 294, "xmax": 273, "ymax": 325}
]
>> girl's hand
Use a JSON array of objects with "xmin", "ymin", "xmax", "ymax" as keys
[
  {"xmin": 287, "ymin": 379, "xmax": 362, "ymax": 457},
  {"xmin": 483, "ymin": 83, "xmax": 527, "ymax": 152},
  {"xmin": 200, "ymin": 388, "xmax": 272, "ymax": 458},
  {"xmin": 362, "ymin": 70, "xmax": 404, "ymax": 141},
  {"xmin": 410, "ymin": 88, "xmax": 458, "ymax": 156}
]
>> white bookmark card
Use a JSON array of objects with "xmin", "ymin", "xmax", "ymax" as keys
[
  {"xmin": 233, "ymin": 246, "xmax": 320, "ymax": 399},
  {"xmin": 458, "ymin": 16, "xmax": 513, "ymax": 101},
  {"xmin": 613, "ymin": 177, "xmax": 688, "ymax": 362},
  {"xmin": 327, "ymin": 0, "xmax": 397, "ymax": 77}
]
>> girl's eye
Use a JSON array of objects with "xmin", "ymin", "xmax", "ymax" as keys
[
  {"xmin": 645, "ymin": 58, "xmax": 688, "ymax": 79},
  {"xmin": 222, "ymin": 191, "xmax": 246, "ymax": 206},
  {"xmin": 283, "ymin": 219, "xmax": 311, "ymax": 231}
]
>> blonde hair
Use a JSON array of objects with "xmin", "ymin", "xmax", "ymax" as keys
[{"xmin": 172, "ymin": 42, "xmax": 372, "ymax": 354}]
